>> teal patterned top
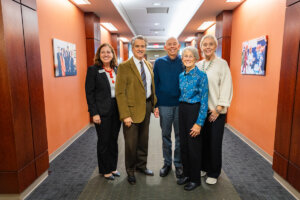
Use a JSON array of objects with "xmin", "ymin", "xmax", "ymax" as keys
[{"xmin": 179, "ymin": 67, "xmax": 208, "ymax": 126}]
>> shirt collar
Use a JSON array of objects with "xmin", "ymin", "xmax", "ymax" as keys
[
  {"xmin": 133, "ymin": 56, "xmax": 144, "ymax": 63},
  {"xmin": 184, "ymin": 66, "xmax": 197, "ymax": 75}
]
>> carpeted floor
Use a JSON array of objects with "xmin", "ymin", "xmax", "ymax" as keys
[{"xmin": 26, "ymin": 116, "xmax": 296, "ymax": 200}]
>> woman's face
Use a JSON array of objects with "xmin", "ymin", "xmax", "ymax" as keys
[
  {"xmin": 201, "ymin": 37, "xmax": 217, "ymax": 58},
  {"xmin": 182, "ymin": 50, "xmax": 196, "ymax": 68},
  {"xmin": 100, "ymin": 46, "xmax": 113, "ymax": 65}
]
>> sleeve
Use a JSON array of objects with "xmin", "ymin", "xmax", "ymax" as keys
[
  {"xmin": 218, "ymin": 61, "xmax": 233, "ymax": 107},
  {"xmin": 153, "ymin": 60, "xmax": 160, "ymax": 107},
  {"xmin": 196, "ymin": 73, "xmax": 209, "ymax": 126},
  {"xmin": 115, "ymin": 64, "xmax": 131, "ymax": 121},
  {"xmin": 85, "ymin": 66, "xmax": 98, "ymax": 117}
]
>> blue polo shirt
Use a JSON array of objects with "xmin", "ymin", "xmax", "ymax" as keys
[{"xmin": 153, "ymin": 55, "xmax": 184, "ymax": 106}]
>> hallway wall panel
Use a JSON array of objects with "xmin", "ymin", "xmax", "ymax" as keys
[
  {"xmin": 227, "ymin": 0, "xmax": 286, "ymax": 156},
  {"xmin": 36, "ymin": 0, "xmax": 89, "ymax": 154}
]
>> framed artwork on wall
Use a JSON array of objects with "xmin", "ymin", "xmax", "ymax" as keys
[
  {"xmin": 241, "ymin": 35, "xmax": 268, "ymax": 75},
  {"xmin": 53, "ymin": 38, "xmax": 77, "ymax": 77}
]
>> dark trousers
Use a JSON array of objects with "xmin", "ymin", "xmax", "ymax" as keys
[
  {"xmin": 123, "ymin": 100, "xmax": 152, "ymax": 176},
  {"xmin": 179, "ymin": 102, "xmax": 202, "ymax": 184},
  {"xmin": 95, "ymin": 98, "xmax": 121, "ymax": 174},
  {"xmin": 201, "ymin": 113, "xmax": 226, "ymax": 178}
]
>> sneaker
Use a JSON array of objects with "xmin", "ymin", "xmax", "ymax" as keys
[
  {"xmin": 206, "ymin": 177, "xmax": 217, "ymax": 185},
  {"xmin": 201, "ymin": 171, "xmax": 207, "ymax": 177}
]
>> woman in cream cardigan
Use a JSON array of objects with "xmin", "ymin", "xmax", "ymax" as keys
[{"xmin": 196, "ymin": 34, "xmax": 233, "ymax": 185}]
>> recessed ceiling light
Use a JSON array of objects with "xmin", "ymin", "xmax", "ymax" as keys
[
  {"xmin": 197, "ymin": 21, "xmax": 215, "ymax": 31},
  {"xmin": 154, "ymin": 23, "xmax": 160, "ymax": 26},
  {"xmin": 226, "ymin": 0, "xmax": 241, "ymax": 2},
  {"xmin": 155, "ymin": 31, "xmax": 159, "ymax": 34},
  {"xmin": 153, "ymin": 2, "xmax": 161, "ymax": 6},
  {"xmin": 100, "ymin": 23, "xmax": 118, "ymax": 31},
  {"xmin": 185, "ymin": 36, "xmax": 195, "ymax": 42},
  {"xmin": 119, "ymin": 37, "xmax": 129, "ymax": 43},
  {"xmin": 72, "ymin": 0, "xmax": 90, "ymax": 5}
]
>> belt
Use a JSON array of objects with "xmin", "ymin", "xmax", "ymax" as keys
[{"xmin": 146, "ymin": 97, "xmax": 151, "ymax": 102}]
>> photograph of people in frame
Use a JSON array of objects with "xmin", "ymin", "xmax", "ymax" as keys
[{"xmin": 53, "ymin": 38, "xmax": 77, "ymax": 77}]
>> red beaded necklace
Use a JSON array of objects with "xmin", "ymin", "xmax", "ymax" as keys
[{"xmin": 104, "ymin": 67, "xmax": 115, "ymax": 84}]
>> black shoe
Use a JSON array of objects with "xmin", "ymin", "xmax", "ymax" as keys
[
  {"xmin": 112, "ymin": 171, "xmax": 121, "ymax": 177},
  {"xmin": 175, "ymin": 167, "xmax": 183, "ymax": 178},
  {"xmin": 104, "ymin": 175, "xmax": 115, "ymax": 180},
  {"xmin": 137, "ymin": 168, "xmax": 154, "ymax": 176},
  {"xmin": 127, "ymin": 175, "xmax": 136, "ymax": 185},
  {"xmin": 160, "ymin": 165, "xmax": 171, "ymax": 177},
  {"xmin": 184, "ymin": 182, "xmax": 200, "ymax": 191},
  {"xmin": 177, "ymin": 177, "xmax": 189, "ymax": 185}
]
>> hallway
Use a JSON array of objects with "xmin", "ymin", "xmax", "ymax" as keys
[{"xmin": 26, "ymin": 116, "xmax": 295, "ymax": 200}]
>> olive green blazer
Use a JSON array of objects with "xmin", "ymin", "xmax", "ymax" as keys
[{"xmin": 115, "ymin": 57, "xmax": 157, "ymax": 123}]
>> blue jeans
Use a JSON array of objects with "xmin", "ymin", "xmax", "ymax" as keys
[{"xmin": 159, "ymin": 106, "xmax": 182, "ymax": 167}]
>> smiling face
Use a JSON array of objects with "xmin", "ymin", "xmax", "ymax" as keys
[
  {"xmin": 182, "ymin": 50, "xmax": 196, "ymax": 69},
  {"xmin": 100, "ymin": 45, "xmax": 113, "ymax": 66},
  {"xmin": 164, "ymin": 37, "xmax": 180, "ymax": 59},
  {"xmin": 201, "ymin": 37, "xmax": 217, "ymax": 59},
  {"xmin": 132, "ymin": 39, "xmax": 146, "ymax": 60}
]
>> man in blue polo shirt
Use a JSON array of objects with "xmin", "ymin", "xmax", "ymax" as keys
[{"xmin": 153, "ymin": 37, "xmax": 184, "ymax": 178}]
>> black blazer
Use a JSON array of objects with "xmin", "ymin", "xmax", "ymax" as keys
[{"xmin": 85, "ymin": 65, "xmax": 117, "ymax": 117}]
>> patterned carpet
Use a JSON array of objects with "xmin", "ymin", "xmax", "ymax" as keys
[{"xmin": 26, "ymin": 116, "xmax": 296, "ymax": 200}]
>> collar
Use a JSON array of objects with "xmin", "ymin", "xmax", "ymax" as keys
[
  {"xmin": 166, "ymin": 55, "xmax": 180, "ymax": 62},
  {"xmin": 133, "ymin": 56, "xmax": 144, "ymax": 63},
  {"xmin": 184, "ymin": 66, "xmax": 197, "ymax": 75}
]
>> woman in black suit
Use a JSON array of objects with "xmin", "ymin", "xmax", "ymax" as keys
[{"xmin": 85, "ymin": 43, "xmax": 121, "ymax": 180}]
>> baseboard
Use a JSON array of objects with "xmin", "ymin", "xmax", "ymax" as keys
[
  {"xmin": 49, "ymin": 124, "xmax": 92, "ymax": 162},
  {"xmin": 274, "ymin": 173, "xmax": 300, "ymax": 200},
  {"xmin": 225, "ymin": 123, "xmax": 273, "ymax": 164},
  {"xmin": 0, "ymin": 171, "xmax": 48, "ymax": 200}
]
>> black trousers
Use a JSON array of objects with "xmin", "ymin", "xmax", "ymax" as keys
[
  {"xmin": 201, "ymin": 113, "xmax": 226, "ymax": 178},
  {"xmin": 123, "ymin": 100, "xmax": 152, "ymax": 176},
  {"xmin": 95, "ymin": 98, "xmax": 121, "ymax": 174},
  {"xmin": 179, "ymin": 102, "xmax": 202, "ymax": 184}
]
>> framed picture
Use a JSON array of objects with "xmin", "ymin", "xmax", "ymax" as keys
[
  {"xmin": 53, "ymin": 38, "xmax": 77, "ymax": 77},
  {"xmin": 241, "ymin": 35, "xmax": 267, "ymax": 75}
]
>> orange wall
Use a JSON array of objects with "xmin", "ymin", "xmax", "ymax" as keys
[
  {"xmin": 37, "ymin": 0, "xmax": 89, "ymax": 154},
  {"xmin": 227, "ymin": 0, "xmax": 285, "ymax": 156},
  {"xmin": 100, "ymin": 26, "xmax": 112, "ymax": 44}
]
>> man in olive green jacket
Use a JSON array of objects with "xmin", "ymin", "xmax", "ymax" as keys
[{"xmin": 116, "ymin": 35, "xmax": 157, "ymax": 185}]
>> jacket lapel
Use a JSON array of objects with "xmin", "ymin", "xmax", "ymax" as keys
[{"xmin": 129, "ymin": 58, "xmax": 144, "ymax": 88}]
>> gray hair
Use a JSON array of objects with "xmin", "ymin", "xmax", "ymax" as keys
[
  {"xmin": 182, "ymin": 46, "xmax": 200, "ymax": 60},
  {"xmin": 200, "ymin": 34, "xmax": 218, "ymax": 49},
  {"xmin": 131, "ymin": 35, "xmax": 148, "ymax": 47}
]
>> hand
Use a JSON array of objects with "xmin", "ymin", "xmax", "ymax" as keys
[
  {"xmin": 208, "ymin": 110, "xmax": 219, "ymax": 122},
  {"xmin": 124, "ymin": 117, "xmax": 133, "ymax": 127},
  {"xmin": 154, "ymin": 108, "xmax": 159, "ymax": 118},
  {"xmin": 190, "ymin": 124, "xmax": 201, "ymax": 137},
  {"xmin": 93, "ymin": 115, "xmax": 101, "ymax": 124}
]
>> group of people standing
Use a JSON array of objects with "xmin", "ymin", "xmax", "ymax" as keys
[{"xmin": 85, "ymin": 34, "xmax": 233, "ymax": 191}]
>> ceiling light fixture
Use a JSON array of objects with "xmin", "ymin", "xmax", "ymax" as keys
[
  {"xmin": 226, "ymin": 0, "xmax": 242, "ymax": 2},
  {"xmin": 100, "ymin": 23, "xmax": 118, "ymax": 31},
  {"xmin": 119, "ymin": 37, "xmax": 129, "ymax": 43},
  {"xmin": 154, "ymin": 23, "xmax": 160, "ymax": 26},
  {"xmin": 185, "ymin": 36, "xmax": 195, "ymax": 42},
  {"xmin": 72, "ymin": 0, "xmax": 90, "ymax": 5},
  {"xmin": 197, "ymin": 21, "xmax": 215, "ymax": 31},
  {"xmin": 167, "ymin": 0, "xmax": 204, "ymax": 38},
  {"xmin": 153, "ymin": 2, "xmax": 162, "ymax": 6}
]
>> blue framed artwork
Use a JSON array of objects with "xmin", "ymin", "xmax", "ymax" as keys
[
  {"xmin": 53, "ymin": 38, "xmax": 77, "ymax": 77},
  {"xmin": 241, "ymin": 35, "xmax": 268, "ymax": 75}
]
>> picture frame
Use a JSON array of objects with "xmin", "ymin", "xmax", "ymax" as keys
[
  {"xmin": 241, "ymin": 35, "xmax": 268, "ymax": 75},
  {"xmin": 53, "ymin": 38, "xmax": 77, "ymax": 77}
]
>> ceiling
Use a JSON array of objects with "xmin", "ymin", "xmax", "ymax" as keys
[{"xmin": 74, "ymin": 0, "xmax": 244, "ymax": 43}]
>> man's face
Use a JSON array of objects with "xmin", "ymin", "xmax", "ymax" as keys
[
  {"xmin": 132, "ymin": 39, "xmax": 146, "ymax": 60},
  {"xmin": 164, "ymin": 38, "xmax": 180, "ymax": 58}
]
